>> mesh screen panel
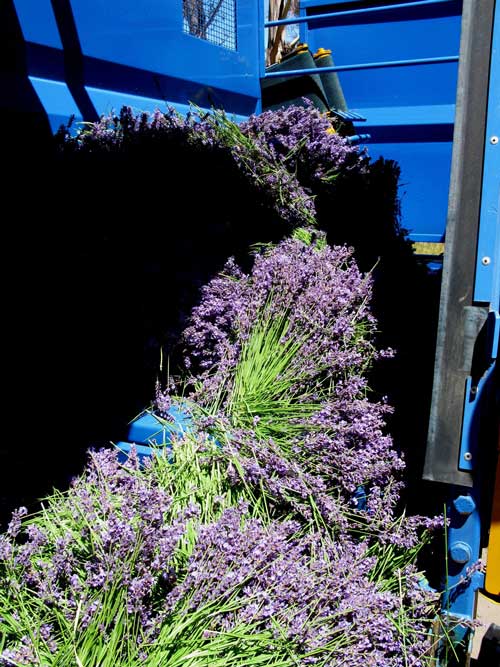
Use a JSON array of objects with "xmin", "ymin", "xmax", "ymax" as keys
[{"xmin": 183, "ymin": 0, "xmax": 237, "ymax": 51}]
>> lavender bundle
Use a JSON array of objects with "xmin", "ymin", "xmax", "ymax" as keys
[
  {"xmin": 1, "ymin": 107, "xmax": 442, "ymax": 665},
  {"xmin": 58, "ymin": 105, "xmax": 318, "ymax": 229},
  {"xmin": 0, "ymin": 233, "xmax": 442, "ymax": 665},
  {"xmin": 181, "ymin": 231, "xmax": 406, "ymax": 522},
  {"xmin": 0, "ymin": 437, "xmax": 438, "ymax": 667},
  {"xmin": 240, "ymin": 103, "xmax": 367, "ymax": 186}
]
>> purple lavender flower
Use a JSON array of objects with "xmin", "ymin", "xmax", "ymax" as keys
[
  {"xmin": 59, "ymin": 105, "xmax": 316, "ymax": 228},
  {"xmin": 183, "ymin": 235, "xmax": 378, "ymax": 402},
  {"xmin": 6, "ymin": 507, "xmax": 27, "ymax": 539},
  {"xmin": 241, "ymin": 102, "xmax": 368, "ymax": 185}
]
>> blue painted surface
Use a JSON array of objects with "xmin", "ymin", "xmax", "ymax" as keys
[
  {"xmin": 474, "ymin": 4, "xmax": 500, "ymax": 307},
  {"xmin": 13, "ymin": 0, "xmax": 63, "ymax": 48},
  {"xmin": 300, "ymin": 0, "xmax": 457, "ymax": 9},
  {"xmin": 263, "ymin": 56, "xmax": 459, "ymax": 77},
  {"xmin": 28, "ymin": 77, "xmax": 83, "ymax": 132},
  {"xmin": 127, "ymin": 407, "xmax": 193, "ymax": 446},
  {"xmin": 115, "ymin": 441, "xmax": 164, "ymax": 466},
  {"xmin": 365, "ymin": 141, "xmax": 454, "ymax": 242},
  {"xmin": 458, "ymin": 370, "xmax": 496, "ymax": 472},
  {"xmin": 268, "ymin": 1, "xmax": 460, "ymax": 26},
  {"xmin": 115, "ymin": 405, "xmax": 193, "ymax": 464},
  {"xmin": 11, "ymin": 0, "xmax": 262, "ymax": 127},
  {"xmin": 294, "ymin": 0, "xmax": 461, "ymax": 241},
  {"xmin": 490, "ymin": 311, "xmax": 500, "ymax": 362},
  {"xmin": 70, "ymin": 0, "xmax": 260, "ymax": 106},
  {"xmin": 443, "ymin": 490, "xmax": 484, "ymax": 620},
  {"xmin": 85, "ymin": 85, "xmax": 248, "ymax": 124}
]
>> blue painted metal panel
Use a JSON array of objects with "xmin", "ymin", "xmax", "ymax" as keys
[
  {"xmin": 353, "ymin": 104, "xmax": 455, "ymax": 127},
  {"xmin": 84, "ymin": 86, "xmax": 173, "ymax": 119},
  {"xmin": 115, "ymin": 441, "xmax": 161, "ymax": 466},
  {"xmin": 301, "ymin": 11, "xmax": 460, "ymax": 52},
  {"xmin": 300, "ymin": 0, "xmax": 457, "ymax": 9},
  {"xmin": 269, "ymin": 1, "xmax": 460, "ymax": 25},
  {"xmin": 474, "ymin": 4, "xmax": 500, "ymax": 306},
  {"xmin": 128, "ymin": 407, "xmax": 193, "ymax": 445},
  {"xmin": 85, "ymin": 85, "xmax": 249, "ymax": 123},
  {"xmin": 307, "ymin": 14, "xmax": 460, "ymax": 108},
  {"xmin": 11, "ymin": 0, "xmax": 262, "ymax": 126},
  {"xmin": 115, "ymin": 406, "xmax": 194, "ymax": 464},
  {"xmin": 70, "ymin": 0, "xmax": 260, "ymax": 104},
  {"xmin": 443, "ymin": 490, "xmax": 484, "ymax": 620},
  {"xmin": 13, "ymin": 0, "xmax": 63, "ymax": 48},
  {"xmin": 291, "ymin": 1, "xmax": 462, "ymax": 241},
  {"xmin": 28, "ymin": 76, "xmax": 82, "ymax": 132},
  {"xmin": 366, "ymin": 140, "xmax": 453, "ymax": 242},
  {"xmin": 458, "ymin": 366, "xmax": 497, "ymax": 472}
]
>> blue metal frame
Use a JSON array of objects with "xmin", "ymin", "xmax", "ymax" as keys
[
  {"xmin": 266, "ymin": 0, "xmax": 459, "ymax": 26},
  {"xmin": 263, "ymin": 55, "xmax": 459, "ymax": 77},
  {"xmin": 474, "ymin": 7, "xmax": 500, "ymax": 308},
  {"xmin": 262, "ymin": 0, "xmax": 462, "ymax": 242},
  {"xmin": 435, "ymin": 2, "xmax": 499, "ymax": 653}
]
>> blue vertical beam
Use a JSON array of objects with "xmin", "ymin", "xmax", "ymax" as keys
[
  {"xmin": 474, "ymin": 3, "xmax": 500, "ymax": 309},
  {"xmin": 256, "ymin": 0, "xmax": 266, "ymax": 111}
]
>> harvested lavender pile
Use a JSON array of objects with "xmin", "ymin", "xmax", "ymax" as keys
[
  {"xmin": 1, "ymin": 108, "xmax": 442, "ymax": 665},
  {"xmin": 179, "ymin": 231, "xmax": 439, "ymax": 541},
  {"xmin": 0, "ymin": 231, "xmax": 442, "ymax": 666},
  {"xmin": 241, "ymin": 104, "xmax": 440, "ymax": 495}
]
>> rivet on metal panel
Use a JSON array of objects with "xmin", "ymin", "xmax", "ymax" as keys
[
  {"xmin": 464, "ymin": 452, "xmax": 473, "ymax": 462},
  {"xmin": 490, "ymin": 135, "xmax": 499, "ymax": 144},
  {"xmin": 481, "ymin": 256, "xmax": 491, "ymax": 265},
  {"xmin": 450, "ymin": 541, "xmax": 472, "ymax": 564}
]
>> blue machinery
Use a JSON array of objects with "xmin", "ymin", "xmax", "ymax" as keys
[{"xmin": 6, "ymin": 0, "xmax": 499, "ymax": 659}]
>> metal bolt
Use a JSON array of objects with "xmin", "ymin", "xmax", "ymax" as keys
[
  {"xmin": 464, "ymin": 452, "xmax": 473, "ymax": 462},
  {"xmin": 491, "ymin": 135, "xmax": 499, "ymax": 144},
  {"xmin": 482, "ymin": 256, "xmax": 491, "ymax": 265},
  {"xmin": 453, "ymin": 494, "xmax": 476, "ymax": 516},
  {"xmin": 449, "ymin": 541, "xmax": 472, "ymax": 564},
  {"xmin": 470, "ymin": 385, "xmax": 478, "ymax": 395}
]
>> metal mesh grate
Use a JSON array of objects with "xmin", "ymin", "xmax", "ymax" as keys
[{"xmin": 183, "ymin": 0, "xmax": 237, "ymax": 51}]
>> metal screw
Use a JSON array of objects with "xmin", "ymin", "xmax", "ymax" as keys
[
  {"xmin": 470, "ymin": 385, "xmax": 478, "ymax": 395},
  {"xmin": 482, "ymin": 256, "xmax": 491, "ymax": 265},
  {"xmin": 491, "ymin": 136, "xmax": 499, "ymax": 144},
  {"xmin": 464, "ymin": 452, "xmax": 473, "ymax": 462}
]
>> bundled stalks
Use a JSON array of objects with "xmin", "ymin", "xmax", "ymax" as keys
[{"xmin": 1, "ymin": 106, "xmax": 445, "ymax": 666}]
